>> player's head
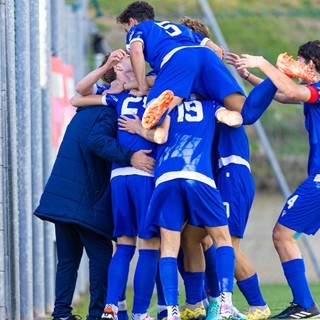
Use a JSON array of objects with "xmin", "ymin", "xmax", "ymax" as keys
[
  {"xmin": 180, "ymin": 16, "xmax": 211, "ymax": 38},
  {"xmin": 298, "ymin": 40, "xmax": 320, "ymax": 73},
  {"xmin": 117, "ymin": 1, "xmax": 155, "ymax": 32},
  {"xmin": 99, "ymin": 53, "xmax": 116, "ymax": 83},
  {"xmin": 99, "ymin": 52, "xmax": 132, "ymax": 83}
]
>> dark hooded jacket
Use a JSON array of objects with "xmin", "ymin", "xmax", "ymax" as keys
[{"xmin": 34, "ymin": 106, "xmax": 133, "ymax": 239}]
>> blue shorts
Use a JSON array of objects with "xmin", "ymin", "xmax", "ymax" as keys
[
  {"xmin": 147, "ymin": 47, "xmax": 245, "ymax": 104},
  {"xmin": 145, "ymin": 178, "xmax": 228, "ymax": 232},
  {"xmin": 278, "ymin": 174, "xmax": 320, "ymax": 235},
  {"xmin": 215, "ymin": 164, "xmax": 255, "ymax": 238},
  {"xmin": 111, "ymin": 175, "xmax": 156, "ymax": 239}
]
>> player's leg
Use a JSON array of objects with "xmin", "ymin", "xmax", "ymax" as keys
[
  {"xmin": 271, "ymin": 179, "xmax": 320, "ymax": 319},
  {"xmin": 131, "ymin": 175, "xmax": 160, "ymax": 320},
  {"xmin": 271, "ymin": 223, "xmax": 319, "ymax": 319},
  {"xmin": 156, "ymin": 265, "xmax": 168, "ymax": 320},
  {"xmin": 102, "ymin": 176, "xmax": 138, "ymax": 320},
  {"xmin": 221, "ymin": 78, "xmax": 277, "ymax": 125},
  {"xmin": 118, "ymin": 289, "xmax": 129, "ymax": 320},
  {"xmin": 180, "ymin": 225, "xmax": 207, "ymax": 320},
  {"xmin": 102, "ymin": 239, "xmax": 136, "ymax": 320},
  {"xmin": 148, "ymin": 180, "xmax": 186, "ymax": 320},
  {"xmin": 232, "ymin": 237, "xmax": 270, "ymax": 320},
  {"xmin": 132, "ymin": 238, "xmax": 160, "ymax": 320},
  {"xmin": 184, "ymin": 181, "xmax": 243, "ymax": 320},
  {"xmin": 159, "ymin": 228, "xmax": 182, "ymax": 320},
  {"xmin": 201, "ymin": 236, "xmax": 221, "ymax": 320},
  {"xmin": 142, "ymin": 50, "xmax": 196, "ymax": 129},
  {"xmin": 217, "ymin": 165, "xmax": 270, "ymax": 319}
]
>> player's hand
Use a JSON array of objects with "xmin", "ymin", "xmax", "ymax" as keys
[
  {"xmin": 104, "ymin": 49, "xmax": 127, "ymax": 70},
  {"xmin": 118, "ymin": 114, "xmax": 143, "ymax": 134},
  {"xmin": 129, "ymin": 88, "xmax": 149, "ymax": 97},
  {"xmin": 216, "ymin": 108, "xmax": 243, "ymax": 127},
  {"xmin": 235, "ymin": 54, "xmax": 265, "ymax": 70},
  {"xmin": 225, "ymin": 52, "xmax": 250, "ymax": 78},
  {"xmin": 130, "ymin": 149, "xmax": 155, "ymax": 173}
]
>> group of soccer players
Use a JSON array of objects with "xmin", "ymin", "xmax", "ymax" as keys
[{"xmin": 71, "ymin": 1, "xmax": 320, "ymax": 320}]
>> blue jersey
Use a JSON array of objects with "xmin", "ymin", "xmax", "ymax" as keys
[
  {"xmin": 145, "ymin": 100, "xmax": 228, "ymax": 232},
  {"xmin": 276, "ymin": 81, "xmax": 320, "ymax": 236},
  {"xmin": 304, "ymin": 81, "xmax": 320, "ymax": 175},
  {"xmin": 213, "ymin": 123, "xmax": 255, "ymax": 238},
  {"xmin": 214, "ymin": 124, "xmax": 251, "ymax": 171},
  {"xmin": 93, "ymin": 83, "xmax": 110, "ymax": 95},
  {"xmin": 127, "ymin": 20, "xmax": 244, "ymax": 106},
  {"xmin": 103, "ymin": 93, "xmax": 156, "ymax": 238},
  {"xmin": 127, "ymin": 20, "xmax": 207, "ymax": 73},
  {"xmin": 104, "ymin": 93, "xmax": 157, "ymax": 172},
  {"xmin": 154, "ymin": 100, "xmax": 221, "ymax": 187}
]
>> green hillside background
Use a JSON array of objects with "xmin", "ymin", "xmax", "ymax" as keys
[{"xmin": 90, "ymin": 0, "xmax": 320, "ymax": 191}]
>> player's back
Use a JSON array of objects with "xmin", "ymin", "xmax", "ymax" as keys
[
  {"xmin": 155, "ymin": 100, "xmax": 219, "ymax": 182},
  {"xmin": 127, "ymin": 20, "xmax": 205, "ymax": 72},
  {"xmin": 105, "ymin": 93, "xmax": 157, "ymax": 169},
  {"xmin": 214, "ymin": 123, "xmax": 250, "ymax": 171}
]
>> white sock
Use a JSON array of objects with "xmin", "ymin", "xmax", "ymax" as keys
[
  {"xmin": 221, "ymin": 292, "xmax": 232, "ymax": 305},
  {"xmin": 118, "ymin": 299, "xmax": 127, "ymax": 312},
  {"xmin": 202, "ymin": 298, "xmax": 209, "ymax": 309},
  {"xmin": 167, "ymin": 305, "xmax": 180, "ymax": 320},
  {"xmin": 131, "ymin": 312, "xmax": 147, "ymax": 320},
  {"xmin": 208, "ymin": 295, "xmax": 221, "ymax": 303}
]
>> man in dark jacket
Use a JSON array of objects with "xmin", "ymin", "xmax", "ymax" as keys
[{"xmin": 34, "ymin": 103, "xmax": 154, "ymax": 320}]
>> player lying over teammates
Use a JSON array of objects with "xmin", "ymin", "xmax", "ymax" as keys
[{"xmin": 116, "ymin": 0, "xmax": 282, "ymax": 134}]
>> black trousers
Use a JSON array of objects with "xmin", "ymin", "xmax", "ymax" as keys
[{"xmin": 52, "ymin": 222, "xmax": 113, "ymax": 319}]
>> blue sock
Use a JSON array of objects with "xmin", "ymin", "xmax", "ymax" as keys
[
  {"xmin": 156, "ymin": 266, "xmax": 166, "ymax": 306},
  {"xmin": 118, "ymin": 311, "xmax": 129, "ymax": 320},
  {"xmin": 237, "ymin": 273, "xmax": 266, "ymax": 306},
  {"xmin": 242, "ymin": 78, "xmax": 277, "ymax": 125},
  {"xmin": 118, "ymin": 287, "xmax": 128, "ymax": 320},
  {"xmin": 106, "ymin": 244, "xmax": 135, "ymax": 305},
  {"xmin": 204, "ymin": 245, "xmax": 220, "ymax": 298},
  {"xmin": 177, "ymin": 248, "xmax": 186, "ymax": 279},
  {"xmin": 184, "ymin": 271, "xmax": 205, "ymax": 304},
  {"xmin": 283, "ymin": 259, "xmax": 314, "ymax": 309},
  {"xmin": 160, "ymin": 257, "xmax": 179, "ymax": 306},
  {"xmin": 216, "ymin": 246, "xmax": 235, "ymax": 293},
  {"xmin": 132, "ymin": 249, "xmax": 159, "ymax": 314}
]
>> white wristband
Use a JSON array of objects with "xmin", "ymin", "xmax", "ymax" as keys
[{"xmin": 101, "ymin": 95, "xmax": 107, "ymax": 105}]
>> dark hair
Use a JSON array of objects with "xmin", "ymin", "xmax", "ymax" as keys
[
  {"xmin": 117, "ymin": 1, "xmax": 155, "ymax": 24},
  {"xmin": 298, "ymin": 40, "xmax": 320, "ymax": 73},
  {"xmin": 99, "ymin": 53, "xmax": 117, "ymax": 83},
  {"xmin": 180, "ymin": 16, "xmax": 211, "ymax": 38}
]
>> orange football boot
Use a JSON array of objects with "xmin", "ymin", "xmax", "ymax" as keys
[
  {"xmin": 142, "ymin": 90, "xmax": 174, "ymax": 129},
  {"xmin": 276, "ymin": 52, "xmax": 316, "ymax": 83}
]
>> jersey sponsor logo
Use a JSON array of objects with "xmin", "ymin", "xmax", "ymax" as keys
[{"xmin": 281, "ymin": 209, "xmax": 287, "ymax": 217}]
